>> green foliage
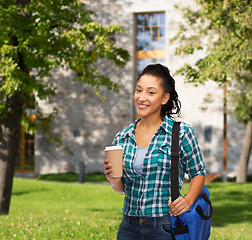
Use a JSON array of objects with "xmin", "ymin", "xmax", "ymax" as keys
[
  {"xmin": 0, "ymin": 178, "xmax": 252, "ymax": 239},
  {"xmin": 0, "ymin": 0, "xmax": 130, "ymax": 135},
  {"xmin": 171, "ymin": 0, "xmax": 252, "ymax": 123},
  {"xmin": 230, "ymin": 75, "xmax": 252, "ymax": 124}
]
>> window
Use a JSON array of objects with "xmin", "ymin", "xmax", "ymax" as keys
[
  {"xmin": 15, "ymin": 116, "xmax": 35, "ymax": 173},
  {"xmin": 134, "ymin": 12, "xmax": 166, "ymax": 117},
  {"xmin": 136, "ymin": 13, "xmax": 165, "ymax": 51}
]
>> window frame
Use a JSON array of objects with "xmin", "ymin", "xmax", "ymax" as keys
[
  {"xmin": 15, "ymin": 116, "xmax": 36, "ymax": 173},
  {"xmin": 133, "ymin": 11, "xmax": 166, "ymax": 119}
]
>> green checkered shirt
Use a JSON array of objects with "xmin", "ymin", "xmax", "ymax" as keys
[{"xmin": 112, "ymin": 116, "xmax": 206, "ymax": 217}]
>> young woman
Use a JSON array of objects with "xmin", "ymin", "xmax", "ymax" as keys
[{"xmin": 104, "ymin": 63, "xmax": 206, "ymax": 240}]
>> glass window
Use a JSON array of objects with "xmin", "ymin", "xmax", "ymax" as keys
[
  {"xmin": 15, "ymin": 125, "xmax": 35, "ymax": 172},
  {"xmin": 134, "ymin": 12, "xmax": 166, "ymax": 118},
  {"xmin": 136, "ymin": 12, "xmax": 165, "ymax": 52}
]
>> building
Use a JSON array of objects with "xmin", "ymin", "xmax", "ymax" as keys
[{"xmin": 15, "ymin": 0, "xmax": 252, "ymax": 178}]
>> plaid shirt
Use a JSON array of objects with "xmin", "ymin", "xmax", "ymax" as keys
[{"xmin": 112, "ymin": 116, "xmax": 206, "ymax": 217}]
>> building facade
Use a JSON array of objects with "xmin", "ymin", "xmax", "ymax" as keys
[{"xmin": 15, "ymin": 0, "xmax": 252, "ymax": 178}]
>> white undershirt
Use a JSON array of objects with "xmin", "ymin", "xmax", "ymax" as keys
[{"xmin": 134, "ymin": 146, "xmax": 148, "ymax": 175}]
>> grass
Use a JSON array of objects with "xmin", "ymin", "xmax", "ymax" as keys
[
  {"xmin": 0, "ymin": 178, "xmax": 251, "ymax": 239},
  {"xmin": 35, "ymin": 172, "xmax": 107, "ymax": 183},
  {"xmin": 206, "ymin": 183, "xmax": 252, "ymax": 239}
]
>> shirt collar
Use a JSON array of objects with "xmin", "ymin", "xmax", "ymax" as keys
[
  {"xmin": 121, "ymin": 115, "xmax": 174, "ymax": 140},
  {"xmin": 160, "ymin": 115, "xmax": 175, "ymax": 134},
  {"xmin": 121, "ymin": 118, "xmax": 141, "ymax": 140}
]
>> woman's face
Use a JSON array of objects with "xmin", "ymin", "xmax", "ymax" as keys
[{"xmin": 134, "ymin": 74, "xmax": 169, "ymax": 119}]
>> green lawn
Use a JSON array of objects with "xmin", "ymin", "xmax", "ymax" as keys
[{"xmin": 0, "ymin": 178, "xmax": 251, "ymax": 239}]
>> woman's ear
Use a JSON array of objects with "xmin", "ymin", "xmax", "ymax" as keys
[{"xmin": 162, "ymin": 93, "xmax": 170, "ymax": 105}]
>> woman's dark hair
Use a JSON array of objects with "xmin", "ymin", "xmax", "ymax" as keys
[{"xmin": 138, "ymin": 63, "xmax": 181, "ymax": 119}]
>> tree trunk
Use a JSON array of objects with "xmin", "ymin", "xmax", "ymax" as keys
[
  {"xmin": 0, "ymin": 1, "xmax": 30, "ymax": 215},
  {"xmin": 236, "ymin": 120, "xmax": 252, "ymax": 183},
  {"xmin": 0, "ymin": 91, "xmax": 24, "ymax": 214}
]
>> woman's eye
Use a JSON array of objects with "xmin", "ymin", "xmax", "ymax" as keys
[
  {"xmin": 136, "ymin": 89, "xmax": 141, "ymax": 93},
  {"xmin": 149, "ymin": 91, "xmax": 155, "ymax": 95}
]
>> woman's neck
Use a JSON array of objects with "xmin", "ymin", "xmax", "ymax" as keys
[
  {"xmin": 135, "ymin": 115, "xmax": 163, "ymax": 148},
  {"xmin": 138, "ymin": 115, "xmax": 163, "ymax": 130}
]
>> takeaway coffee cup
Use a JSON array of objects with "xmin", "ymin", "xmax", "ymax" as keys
[{"xmin": 104, "ymin": 146, "xmax": 123, "ymax": 177}]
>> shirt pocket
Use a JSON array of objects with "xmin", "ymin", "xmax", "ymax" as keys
[
  {"xmin": 157, "ymin": 146, "xmax": 171, "ymax": 169},
  {"xmin": 123, "ymin": 152, "xmax": 138, "ymax": 181}
]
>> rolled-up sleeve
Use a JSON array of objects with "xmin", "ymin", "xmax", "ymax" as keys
[{"xmin": 181, "ymin": 126, "xmax": 206, "ymax": 179}]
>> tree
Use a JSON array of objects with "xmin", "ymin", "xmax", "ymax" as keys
[
  {"xmin": 171, "ymin": 0, "xmax": 252, "ymax": 182},
  {"xmin": 0, "ymin": 0, "xmax": 129, "ymax": 214}
]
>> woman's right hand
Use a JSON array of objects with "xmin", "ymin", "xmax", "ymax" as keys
[
  {"xmin": 104, "ymin": 159, "xmax": 125, "ymax": 194},
  {"xmin": 103, "ymin": 159, "xmax": 125, "ymax": 184}
]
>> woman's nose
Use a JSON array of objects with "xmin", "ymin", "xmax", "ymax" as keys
[{"xmin": 138, "ymin": 93, "xmax": 147, "ymax": 101}]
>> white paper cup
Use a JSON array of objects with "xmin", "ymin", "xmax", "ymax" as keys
[{"xmin": 104, "ymin": 146, "xmax": 123, "ymax": 177}]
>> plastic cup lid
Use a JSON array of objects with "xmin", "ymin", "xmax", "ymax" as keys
[{"xmin": 104, "ymin": 146, "xmax": 123, "ymax": 151}]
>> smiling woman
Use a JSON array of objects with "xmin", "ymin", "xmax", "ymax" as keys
[
  {"xmin": 104, "ymin": 63, "xmax": 206, "ymax": 240},
  {"xmin": 134, "ymin": 74, "xmax": 170, "ymax": 120}
]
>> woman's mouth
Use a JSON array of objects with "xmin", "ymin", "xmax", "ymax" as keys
[{"xmin": 138, "ymin": 104, "xmax": 149, "ymax": 109}]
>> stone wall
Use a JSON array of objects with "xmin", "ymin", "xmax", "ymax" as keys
[{"xmin": 35, "ymin": 0, "xmax": 251, "ymax": 177}]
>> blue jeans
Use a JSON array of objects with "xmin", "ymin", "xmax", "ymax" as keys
[{"xmin": 117, "ymin": 214, "xmax": 174, "ymax": 240}]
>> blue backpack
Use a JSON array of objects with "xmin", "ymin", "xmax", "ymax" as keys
[{"xmin": 170, "ymin": 122, "xmax": 213, "ymax": 240}]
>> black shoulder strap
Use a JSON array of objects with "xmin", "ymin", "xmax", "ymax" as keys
[{"xmin": 171, "ymin": 121, "xmax": 181, "ymax": 202}]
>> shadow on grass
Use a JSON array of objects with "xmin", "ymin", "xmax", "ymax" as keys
[
  {"xmin": 207, "ymin": 184, "xmax": 252, "ymax": 227},
  {"xmin": 12, "ymin": 188, "xmax": 49, "ymax": 196},
  {"xmin": 35, "ymin": 172, "xmax": 107, "ymax": 183},
  {"xmin": 89, "ymin": 208, "xmax": 106, "ymax": 212}
]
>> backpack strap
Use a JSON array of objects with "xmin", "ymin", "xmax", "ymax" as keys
[{"xmin": 171, "ymin": 121, "xmax": 181, "ymax": 202}]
